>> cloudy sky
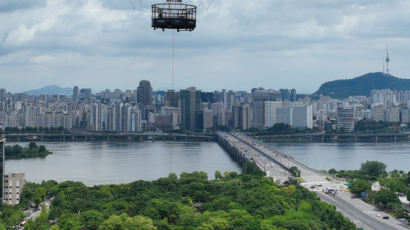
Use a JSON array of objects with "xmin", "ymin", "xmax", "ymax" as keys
[{"xmin": 1, "ymin": 0, "xmax": 410, "ymax": 93}]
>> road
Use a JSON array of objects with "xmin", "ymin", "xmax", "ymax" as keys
[
  {"xmin": 218, "ymin": 132, "xmax": 291, "ymax": 184},
  {"xmin": 317, "ymin": 190, "xmax": 409, "ymax": 230},
  {"xmin": 221, "ymin": 132, "xmax": 410, "ymax": 230}
]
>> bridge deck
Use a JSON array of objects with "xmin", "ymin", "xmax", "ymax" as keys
[{"xmin": 217, "ymin": 132, "xmax": 408, "ymax": 230}]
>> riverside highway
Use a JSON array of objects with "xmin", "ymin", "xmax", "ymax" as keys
[{"xmin": 218, "ymin": 132, "xmax": 409, "ymax": 230}]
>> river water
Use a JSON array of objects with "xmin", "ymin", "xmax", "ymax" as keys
[
  {"xmin": 5, "ymin": 141, "xmax": 410, "ymax": 185},
  {"xmin": 5, "ymin": 142, "xmax": 241, "ymax": 185},
  {"xmin": 268, "ymin": 142, "xmax": 410, "ymax": 172}
]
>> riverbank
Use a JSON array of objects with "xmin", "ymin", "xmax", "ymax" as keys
[
  {"xmin": 254, "ymin": 133, "xmax": 410, "ymax": 143},
  {"xmin": 6, "ymin": 133, "xmax": 410, "ymax": 144},
  {"xmin": 4, "ymin": 133, "xmax": 216, "ymax": 142}
]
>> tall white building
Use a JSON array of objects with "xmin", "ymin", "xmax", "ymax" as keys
[
  {"xmin": 264, "ymin": 101, "xmax": 283, "ymax": 128},
  {"xmin": 385, "ymin": 107, "xmax": 400, "ymax": 122},
  {"xmin": 292, "ymin": 105, "xmax": 313, "ymax": 129},
  {"xmin": 370, "ymin": 89, "xmax": 397, "ymax": 106},
  {"xmin": 401, "ymin": 109, "xmax": 410, "ymax": 123},
  {"xmin": 276, "ymin": 105, "xmax": 313, "ymax": 129},
  {"xmin": 371, "ymin": 105, "xmax": 386, "ymax": 122}
]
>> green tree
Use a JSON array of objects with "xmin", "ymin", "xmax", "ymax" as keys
[
  {"xmin": 242, "ymin": 162, "xmax": 266, "ymax": 177},
  {"xmin": 98, "ymin": 214, "xmax": 156, "ymax": 230},
  {"xmin": 407, "ymin": 172, "xmax": 410, "ymax": 184},
  {"xmin": 196, "ymin": 223, "xmax": 214, "ymax": 230},
  {"xmin": 289, "ymin": 166, "xmax": 301, "ymax": 177},
  {"xmin": 58, "ymin": 213, "xmax": 82, "ymax": 230},
  {"xmin": 360, "ymin": 161, "xmax": 387, "ymax": 178},
  {"xmin": 25, "ymin": 207, "xmax": 50, "ymax": 230},
  {"xmin": 209, "ymin": 217, "xmax": 229, "ymax": 230},
  {"xmin": 214, "ymin": 171, "xmax": 222, "ymax": 180},
  {"xmin": 374, "ymin": 190, "xmax": 400, "ymax": 208},
  {"xmin": 39, "ymin": 145, "xmax": 46, "ymax": 153},
  {"xmin": 328, "ymin": 168, "xmax": 337, "ymax": 175},
  {"xmin": 407, "ymin": 190, "xmax": 410, "ymax": 202},
  {"xmin": 29, "ymin": 142, "xmax": 38, "ymax": 150},
  {"xmin": 81, "ymin": 209, "xmax": 103, "ymax": 230},
  {"xmin": 0, "ymin": 206, "xmax": 25, "ymax": 229},
  {"xmin": 350, "ymin": 180, "xmax": 371, "ymax": 195}
]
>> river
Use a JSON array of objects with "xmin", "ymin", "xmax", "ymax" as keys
[
  {"xmin": 5, "ymin": 141, "xmax": 409, "ymax": 185},
  {"xmin": 268, "ymin": 142, "xmax": 410, "ymax": 171},
  {"xmin": 5, "ymin": 142, "xmax": 241, "ymax": 185}
]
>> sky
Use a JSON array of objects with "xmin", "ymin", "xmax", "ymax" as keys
[{"xmin": 1, "ymin": 0, "xmax": 410, "ymax": 94}]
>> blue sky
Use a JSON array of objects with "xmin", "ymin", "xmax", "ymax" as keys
[{"xmin": 1, "ymin": 0, "xmax": 410, "ymax": 93}]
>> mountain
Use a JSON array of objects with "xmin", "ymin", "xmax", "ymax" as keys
[
  {"xmin": 314, "ymin": 72, "xmax": 410, "ymax": 99},
  {"xmin": 24, "ymin": 85, "xmax": 72, "ymax": 96}
]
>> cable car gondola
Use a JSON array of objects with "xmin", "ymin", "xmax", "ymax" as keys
[{"xmin": 152, "ymin": 0, "xmax": 197, "ymax": 32}]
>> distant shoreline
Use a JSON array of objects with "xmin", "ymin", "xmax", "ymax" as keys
[
  {"xmin": 3, "ymin": 132, "xmax": 410, "ymax": 143},
  {"xmin": 253, "ymin": 133, "xmax": 410, "ymax": 143}
]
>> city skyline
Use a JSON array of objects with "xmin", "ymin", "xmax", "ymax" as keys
[{"xmin": 1, "ymin": 1, "xmax": 410, "ymax": 93}]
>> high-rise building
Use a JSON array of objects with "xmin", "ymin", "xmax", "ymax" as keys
[
  {"xmin": 280, "ymin": 89, "xmax": 289, "ymax": 101},
  {"xmin": 336, "ymin": 107, "xmax": 356, "ymax": 132},
  {"xmin": 165, "ymin": 90, "xmax": 180, "ymax": 107},
  {"xmin": 3, "ymin": 173, "xmax": 26, "ymax": 205},
  {"xmin": 180, "ymin": 87, "xmax": 201, "ymax": 130},
  {"xmin": 251, "ymin": 89, "xmax": 281, "ymax": 128},
  {"xmin": 232, "ymin": 104, "xmax": 251, "ymax": 130},
  {"xmin": 280, "ymin": 89, "xmax": 297, "ymax": 102},
  {"xmin": 73, "ymin": 86, "xmax": 80, "ymax": 102},
  {"xmin": 385, "ymin": 107, "xmax": 400, "ymax": 122},
  {"xmin": 290, "ymin": 89, "xmax": 297, "ymax": 102},
  {"xmin": 401, "ymin": 109, "xmax": 410, "ymax": 123},
  {"xmin": 276, "ymin": 107, "xmax": 293, "ymax": 126},
  {"xmin": 201, "ymin": 92, "xmax": 216, "ymax": 103},
  {"xmin": 251, "ymin": 101, "xmax": 264, "ymax": 128},
  {"xmin": 0, "ymin": 137, "xmax": 4, "ymax": 204},
  {"xmin": 0, "ymin": 89, "xmax": 6, "ymax": 102},
  {"xmin": 371, "ymin": 105, "xmax": 385, "ymax": 122},
  {"xmin": 196, "ymin": 109, "xmax": 213, "ymax": 131},
  {"xmin": 137, "ymin": 80, "xmax": 153, "ymax": 106},
  {"xmin": 264, "ymin": 101, "xmax": 283, "ymax": 127},
  {"xmin": 79, "ymin": 88, "xmax": 92, "ymax": 101},
  {"xmin": 292, "ymin": 105, "xmax": 313, "ymax": 129}
]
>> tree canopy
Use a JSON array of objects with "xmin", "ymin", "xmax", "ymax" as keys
[
  {"xmin": 360, "ymin": 161, "xmax": 387, "ymax": 178},
  {"xmin": 5, "ymin": 142, "xmax": 52, "ymax": 160},
  {"xmin": 7, "ymin": 168, "xmax": 356, "ymax": 230}
]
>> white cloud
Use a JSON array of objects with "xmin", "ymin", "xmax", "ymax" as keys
[{"xmin": 1, "ymin": 0, "xmax": 410, "ymax": 93}]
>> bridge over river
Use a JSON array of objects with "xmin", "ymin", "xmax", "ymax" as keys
[{"xmin": 217, "ymin": 132, "xmax": 409, "ymax": 230}]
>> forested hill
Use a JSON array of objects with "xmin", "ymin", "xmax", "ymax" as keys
[{"xmin": 314, "ymin": 72, "xmax": 410, "ymax": 99}]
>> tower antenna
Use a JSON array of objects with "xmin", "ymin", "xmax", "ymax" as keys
[{"xmin": 386, "ymin": 47, "xmax": 390, "ymax": 74}]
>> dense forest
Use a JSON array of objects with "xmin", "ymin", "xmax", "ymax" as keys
[
  {"xmin": 0, "ymin": 163, "xmax": 355, "ymax": 229},
  {"xmin": 5, "ymin": 142, "xmax": 52, "ymax": 159}
]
